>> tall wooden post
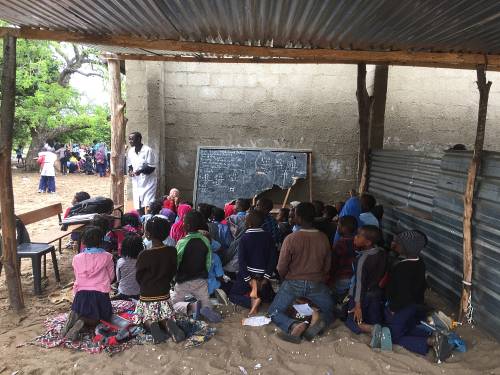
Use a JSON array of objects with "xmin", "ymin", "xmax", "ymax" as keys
[
  {"xmin": 108, "ymin": 58, "xmax": 126, "ymax": 207},
  {"xmin": 0, "ymin": 35, "xmax": 24, "ymax": 310},
  {"xmin": 356, "ymin": 63, "xmax": 373, "ymax": 194},
  {"xmin": 459, "ymin": 65, "xmax": 491, "ymax": 322},
  {"xmin": 369, "ymin": 65, "xmax": 389, "ymax": 150}
]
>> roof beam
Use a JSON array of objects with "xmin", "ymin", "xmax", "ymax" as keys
[{"xmin": 1, "ymin": 26, "xmax": 499, "ymax": 71}]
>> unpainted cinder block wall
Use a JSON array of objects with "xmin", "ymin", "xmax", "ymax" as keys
[
  {"xmin": 127, "ymin": 61, "xmax": 362, "ymax": 204},
  {"xmin": 384, "ymin": 66, "xmax": 500, "ymax": 152},
  {"xmin": 126, "ymin": 62, "xmax": 500, "ymax": 205}
]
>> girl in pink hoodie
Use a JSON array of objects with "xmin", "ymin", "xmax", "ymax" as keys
[{"xmin": 61, "ymin": 226, "xmax": 115, "ymax": 341}]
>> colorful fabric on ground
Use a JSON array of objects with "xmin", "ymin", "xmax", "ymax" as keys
[{"xmin": 29, "ymin": 300, "xmax": 215, "ymax": 353}]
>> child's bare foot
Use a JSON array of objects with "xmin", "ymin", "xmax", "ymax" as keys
[
  {"xmin": 290, "ymin": 321, "xmax": 308, "ymax": 337},
  {"xmin": 248, "ymin": 297, "xmax": 261, "ymax": 316}
]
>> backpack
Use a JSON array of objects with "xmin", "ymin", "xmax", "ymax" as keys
[{"xmin": 68, "ymin": 196, "xmax": 114, "ymax": 217}]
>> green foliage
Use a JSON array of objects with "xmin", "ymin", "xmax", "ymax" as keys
[{"xmin": 0, "ymin": 37, "xmax": 109, "ymax": 148}]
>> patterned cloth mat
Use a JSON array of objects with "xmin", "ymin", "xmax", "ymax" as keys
[{"xmin": 28, "ymin": 300, "xmax": 216, "ymax": 355}]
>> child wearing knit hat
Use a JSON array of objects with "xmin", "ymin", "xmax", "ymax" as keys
[{"xmin": 376, "ymin": 230, "xmax": 454, "ymax": 362}]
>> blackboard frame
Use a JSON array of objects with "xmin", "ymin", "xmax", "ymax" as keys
[{"xmin": 193, "ymin": 146, "xmax": 313, "ymax": 207}]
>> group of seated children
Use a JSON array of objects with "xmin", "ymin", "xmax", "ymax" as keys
[{"xmin": 60, "ymin": 188, "xmax": 454, "ymax": 362}]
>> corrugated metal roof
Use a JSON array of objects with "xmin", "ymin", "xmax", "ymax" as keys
[
  {"xmin": 369, "ymin": 150, "xmax": 500, "ymax": 341},
  {"xmin": 1, "ymin": 0, "xmax": 500, "ymax": 55}
]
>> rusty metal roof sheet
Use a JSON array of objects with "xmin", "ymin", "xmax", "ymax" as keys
[{"xmin": 1, "ymin": 0, "xmax": 500, "ymax": 55}]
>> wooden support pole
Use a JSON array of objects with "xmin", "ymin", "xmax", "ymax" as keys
[
  {"xmin": 0, "ymin": 35, "xmax": 24, "ymax": 310},
  {"xmin": 356, "ymin": 63, "xmax": 373, "ymax": 194},
  {"xmin": 369, "ymin": 65, "xmax": 389, "ymax": 150},
  {"xmin": 459, "ymin": 65, "xmax": 491, "ymax": 322},
  {"xmin": 308, "ymin": 153, "xmax": 313, "ymax": 202},
  {"xmin": 108, "ymin": 58, "xmax": 127, "ymax": 207}
]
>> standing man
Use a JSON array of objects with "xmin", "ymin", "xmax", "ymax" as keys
[{"xmin": 127, "ymin": 131, "xmax": 157, "ymax": 215}]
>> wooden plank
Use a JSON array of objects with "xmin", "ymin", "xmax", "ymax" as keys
[
  {"xmin": 1, "ymin": 27, "xmax": 500, "ymax": 71},
  {"xmin": 17, "ymin": 203, "xmax": 62, "ymax": 225},
  {"xmin": 108, "ymin": 58, "xmax": 126, "ymax": 207},
  {"xmin": 0, "ymin": 35, "xmax": 24, "ymax": 310},
  {"xmin": 459, "ymin": 65, "xmax": 491, "ymax": 323}
]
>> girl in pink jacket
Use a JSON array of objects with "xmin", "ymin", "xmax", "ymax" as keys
[{"xmin": 61, "ymin": 226, "xmax": 115, "ymax": 341}]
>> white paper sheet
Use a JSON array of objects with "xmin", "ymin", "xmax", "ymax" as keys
[
  {"xmin": 242, "ymin": 316, "xmax": 272, "ymax": 326},
  {"xmin": 293, "ymin": 303, "xmax": 314, "ymax": 316}
]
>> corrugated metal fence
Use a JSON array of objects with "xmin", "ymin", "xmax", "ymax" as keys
[{"xmin": 368, "ymin": 149, "xmax": 500, "ymax": 341}]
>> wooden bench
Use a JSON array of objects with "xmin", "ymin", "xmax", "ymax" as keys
[{"xmin": 17, "ymin": 203, "xmax": 85, "ymax": 254}]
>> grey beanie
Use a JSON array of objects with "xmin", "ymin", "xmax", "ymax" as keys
[{"xmin": 394, "ymin": 230, "xmax": 428, "ymax": 258}]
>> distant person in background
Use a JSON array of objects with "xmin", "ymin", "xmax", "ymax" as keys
[
  {"xmin": 127, "ymin": 131, "xmax": 157, "ymax": 216},
  {"xmin": 37, "ymin": 145, "xmax": 57, "ymax": 193},
  {"xmin": 95, "ymin": 143, "xmax": 107, "ymax": 177},
  {"xmin": 15, "ymin": 145, "xmax": 23, "ymax": 167},
  {"xmin": 359, "ymin": 194, "xmax": 379, "ymax": 227}
]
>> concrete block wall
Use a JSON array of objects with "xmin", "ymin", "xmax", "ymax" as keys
[
  {"xmin": 127, "ymin": 61, "xmax": 361, "ymax": 204},
  {"xmin": 384, "ymin": 67, "xmax": 500, "ymax": 152}
]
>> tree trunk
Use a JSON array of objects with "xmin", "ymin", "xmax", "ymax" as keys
[
  {"xmin": 459, "ymin": 65, "xmax": 491, "ymax": 323},
  {"xmin": 25, "ymin": 129, "xmax": 46, "ymax": 171},
  {"xmin": 108, "ymin": 58, "xmax": 126, "ymax": 206},
  {"xmin": 0, "ymin": 35, "xmax": 24, "ymax": 311},
  {"xmin": 356, "ymin": 63, "xmax": 373, "ymax": 194}
]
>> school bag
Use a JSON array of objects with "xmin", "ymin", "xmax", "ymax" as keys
[{"xmin": 67, "ymin": 196, "xmax": 114, "ymax": 217}]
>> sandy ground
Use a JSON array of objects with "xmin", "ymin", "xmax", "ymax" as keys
[{"xmin": 1, "ymin": 171, "xmax": 500, "ymax": 374}]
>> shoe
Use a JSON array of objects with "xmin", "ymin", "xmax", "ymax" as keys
[
  {"xmin": 150, "ymin": 322, "xmax": 169, "ymax": 344},
  {"xmin": 37, "ymin": 190, "xmax": 43, "ymax": 193},
  {"xmin": 215, "ymin": 288, "xmax": 229, "ymax": 306},
  {"xmin": 61, "ymin": 311, "xmax": 80, "ymax": 337},
  {"xmin": 192, "ymin": 300, "xmax": 202, "ymax": 320},
  {"xmin": 303, "ymin": 319, "xmax": 326, "ymax": 341},
  {"xmin": 380, "ymin": 327, "xmax": 393, "ymax": 351},
  {"xmin": 200, "ymin": 306, "xmax": 222, "ymax": 323},
  {"xmin": 65, "ymin": 319, "xmax": 85, "ymax": 341},
  {"xmin": 166, "ymin": 320, "xmax": 186, "ymax": 343},
  {"xmin": 433, "ymin": 332, "xmax": 454, "ymax": 363},
  {"xmin": 370, "ymin": 324, "xmax": 382, "ymax": 349}
]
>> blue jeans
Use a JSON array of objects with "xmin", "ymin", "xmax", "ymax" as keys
[
  {"xmin": 268, "ymin": 280, "xmax": 334, "ymax": 333},
  {"xmin": 384, "ymin": 305, "xmax": 430, "ymax": 355},
  {"xmin": 38, "ymin": 176, "xmax": 56, "ymax": 193},
  {"xmin": 96, "ymin": 163, "xmax": 106, "ymax": 177}
]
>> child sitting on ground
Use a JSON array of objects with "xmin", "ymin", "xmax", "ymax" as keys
[
  {"xmin": 229, "ymin": 210, "xmax": 276, "ymax": 316},
  {"xmin": 134, "ymin": 216, "xmax": 185, "ymax": 344},
  {"xmin": 359, "ymin": 194, "xmax": 379, "ymax": 227},
  {"xmin": 163, "ymin": 188, "xmax": 180, "ymax": 213},
  {"xmin": 330, "ymin": 216, "xmax": 357, "ymax": 304},
  {"xmin": 63, "ymin": 191, "xmax": 91, "ymax": 250},
  {"xmin": 376, "ymin": 230, "xmax": 453, "ymax": 362},
  {"xmin": 141, "ymin": 199, "xmax": 164, "ymax": 227},
  {"xmin": 255, "ymin": 197, "xmax": 281, "ymax": 245},
  {"xmin": 112, "ymin": 233, "xmax": 143, "ymax": 301},
  {"xmin": 199, "ymin": 229, "xmax": 230, "ymax": 305},
  {"xmin": 61, "ymin": 226, "xmax": 114, "ymax": 341},
  {"xmin": 208, "ymin": 207, "xmax": 233, "ymax": 252},
  {"xmin": 171, "ymin": 211, "xmax": 222, "ymax": 323},
  {"xmin": 277, "ymin": 208, "xmax": 292, "ymax": 241},
  {"xmin": 345, "ymin": 225, "xmax": 387, "ymax": 335},
  {"xmin": 227, "ymin": 198, "xmax": 251, "ymax": 238},
  {"xmin": 107, "ymin": 212, "xmax": 143, "ymax": 256}
]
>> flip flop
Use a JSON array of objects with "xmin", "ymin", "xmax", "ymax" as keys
[
  {"xmin": 215, "ymin": 288, "xmax": 229, "ymax": 306},
  {"xmin": 370, "ymin": 324, "xmax": 382, "ymax": 349},
  {"xmin": 200, "ymin": 306, "xmax": 222, "ymax": 323},
  {"xmin": 303, "ymin": 319, "xmax": 326, "ymax": 341},
  {"xmin": 150, "ymin": 322, "xmax": 169, "ymax": 344},
  {"xmin": 380, "ymin": 327, "xmax": 393, "ymax": 351},
  {"xmin": 277, "ymin": 331, "xmax": 302, "ymax": 344},
  {"xmin": 433, "ymin": 332, "xmax": 454, "ymax": 363},
  {"xmin": 166, "ymin": 320, "xmax": 186, "ymax": 343}
]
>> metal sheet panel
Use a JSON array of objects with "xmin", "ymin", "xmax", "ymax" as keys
[
  {"xmin": 371, "ymin": 150, "xmax": 500, "ymax": 341},
  {"xmin": 2, "ymin": 0, "xmax": 500, "ymax": 54}
]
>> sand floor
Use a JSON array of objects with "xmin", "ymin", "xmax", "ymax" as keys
[{"xmin": 1, "ymin": 171, "xmax": 500, "ymax": 374}]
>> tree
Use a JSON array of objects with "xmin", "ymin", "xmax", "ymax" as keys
[{"xmin": 0, "ymin": 38, "xmax": 109, "ymax": 170}]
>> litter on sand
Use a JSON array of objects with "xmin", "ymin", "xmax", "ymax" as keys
[
  {"xmin": 293, "ymin": 304, "xmax": 314, "ymax": 316},
  {"xmin": 242, "ymin": 316, "xmax": 271, "ymax": 327}
]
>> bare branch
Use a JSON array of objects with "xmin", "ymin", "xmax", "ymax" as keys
[{"xmin": 74, "ymin": 70, "xmax": 104, "ymax": 79}]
